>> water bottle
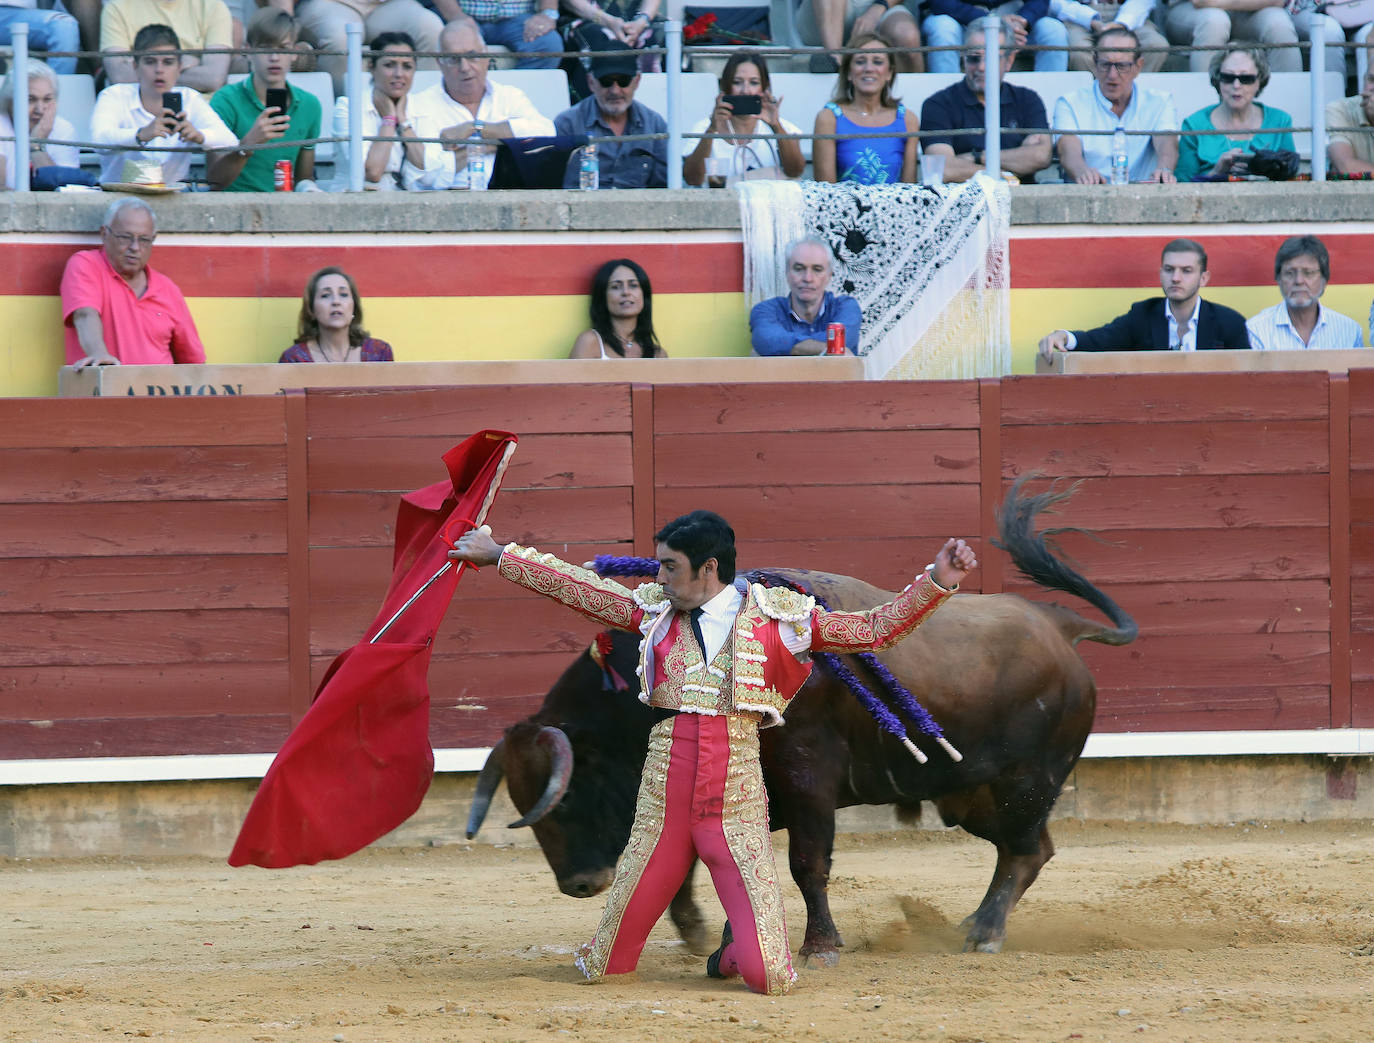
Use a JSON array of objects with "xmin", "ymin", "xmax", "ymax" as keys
[
  {"xmin": 466, "ymin": 127, "xmax": 487, "ymax": 192},
  {"xmin": 579, "ymin": 141, "xmax": 599, "ymax": 191},
  {"xmin": 1110, "ymin": 126, "xmax": 1129, "ymax": 185}
]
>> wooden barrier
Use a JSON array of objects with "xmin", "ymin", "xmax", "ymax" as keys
[
  {"xmin": 2, "ymin": 373, "xmax": 1371, "ymax": 764},
  {"xmin": 57, "ymin": 357, "xmax": 866, "ymax": 397},
  {"xmin": 1037, "ymin": 348, "xmax": 1374, "ymax": 375}
]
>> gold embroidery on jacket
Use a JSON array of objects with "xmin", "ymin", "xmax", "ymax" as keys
[
  {"xmin": 649, "ymin": 615, "xmax": 736, "ymax": 715},
  {"xmin": 498, "ymin": 544, "xmax": 639, "ymax": 630},
  {"xmin": 814, "ymin": 572, "xmax": 953, "ymax": 652}
]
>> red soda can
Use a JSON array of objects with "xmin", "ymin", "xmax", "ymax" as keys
[
  {"xmin": 825, "ymin": 323, "xmax": 846, "ymax": 355},
  {"xmin": 274, "ymin": 159, "xmax": 294, "ymax": 192}
]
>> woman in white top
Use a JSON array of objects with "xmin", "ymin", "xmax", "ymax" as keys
[
  {"xmin": 569, "ymin": 258, "xmax": 667, "ymax": 359},
  {"xmin": 683, "ymin": 51, "xmax": 805, "ymax": 188},
  {"xmin": 0, "ymin": 59, "xmax": 81, "ymax": 189},
  {"xmin": 330, "ymin": 31, "xmax": 424, "ymax": 191}
]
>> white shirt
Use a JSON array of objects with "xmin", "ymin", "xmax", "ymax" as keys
[
  {"xmin": 1, "ymin": 113, "xmax": 80, "ymax": 189},
  {"xmin": 90, "ymin": 81, "xmax": 237, "ymax": 185},
  {"xmin": 403, "ymin": 79, "xmax": 555, "ymax": 191},
  {"xmin": 330, "ymin": 90, "xmax": 415, "ymax": 191},
  {"xmin": 1246, "ymin": 301, "xmax": 1365, "ymax": 351},
  {"xmin": 1053, "ymin": 82, "xmax": 1178, "ymax": 182},
  {"xmin": 684, "ymin": 115, "xmax": 803, "ymax": 186},
  {"xmin": 695, "ymin": 582, "xmax": 811, "ymax": 662},
  {"xmin": 1166, "ymin": 296, "xmax": 1201, "ymax": 352}
]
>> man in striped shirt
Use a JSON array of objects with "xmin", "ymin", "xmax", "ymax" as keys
[{"xmin": 1245, "ymin": 236, "xmax": 1364, "ymax": 351}]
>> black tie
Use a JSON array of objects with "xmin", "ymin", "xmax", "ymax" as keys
[{"xmin": 689, "ymin": 606, "xmax": 707, "ymax": 656}]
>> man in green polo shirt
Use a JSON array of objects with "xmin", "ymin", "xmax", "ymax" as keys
[{"xmin": 210, "ymin": 8, "xmax": 322, "ymax": 192}]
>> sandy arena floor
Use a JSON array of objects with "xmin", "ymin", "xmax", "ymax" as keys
[{"xmin": 2, "ymin": 820, "xmax": 1372, "ymax": 1042}]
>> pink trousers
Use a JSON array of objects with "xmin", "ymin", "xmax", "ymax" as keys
[{"xmin": 575, "ymin": 712, "xmax": 796, "ymax": 995}]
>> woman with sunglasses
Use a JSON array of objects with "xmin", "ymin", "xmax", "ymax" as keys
[{"xmin": 1176, "ymin": 44, "xmax": 1294, "ymax": 182}]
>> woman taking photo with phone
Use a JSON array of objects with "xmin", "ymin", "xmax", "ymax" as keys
[
  {"xmin": 569, "ymin": 258, "xmax": 667, "ymax": 359},
  {"xmin": 279, "ymin": 267, "xmax": 395, "ymax": 363},
  {"xmin": 683, "ymin": 51, "xmax": 804, "ymax": 187}
]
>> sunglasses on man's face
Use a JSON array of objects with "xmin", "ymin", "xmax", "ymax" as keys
[
  {"xmin": 598, "ymin": 74, "xmax": 634, "ymax": 88},
  {"xmin": 1216, "ymin": 72, "xmax": 1259, "ymax": 85}
]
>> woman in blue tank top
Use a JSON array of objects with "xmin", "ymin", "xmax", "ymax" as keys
[{"xmin": 813, "ymin": 35, "xmax": 918, "ymax": 185}]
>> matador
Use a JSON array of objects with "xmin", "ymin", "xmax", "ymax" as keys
[{"xmin": 449, "ymin": 510, "xmax": 977, "ymax": 994}]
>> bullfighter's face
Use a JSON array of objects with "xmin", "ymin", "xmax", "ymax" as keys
[{"xmin": 655, "ymin": 543, "xmax": 718, "ymax": 612}]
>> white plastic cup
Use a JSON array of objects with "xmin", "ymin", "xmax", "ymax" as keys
[{"xmin": 921, "ymin": 153, "xmax": 946, "ymax": 187}]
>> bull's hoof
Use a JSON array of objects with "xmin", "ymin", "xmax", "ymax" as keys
[
  {"xmin": 961, "ymin": 935, "xmax": 1004, "ymax": 954},
  {"xmin": 798, "ymin": 949, "xmax": 840, "ymax": 969}
]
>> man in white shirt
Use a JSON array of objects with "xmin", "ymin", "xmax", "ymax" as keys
[
  {"xmin": 1246, "ymin": 236, "xmax": 1365, "ymax": 351},
  {"xmin": 403, "ymin": 17, "xmax": 554, "ymax": 190},
  {"xmin": 90, "ymin": 23, "xmax": 239, "ymax": 186},
  {"xmin": 1053, "ymin": 26, "xmax": 1178, "ymax": 184},
  {"xmin": 1050, "ymin": 0, "xmax": 1168, "ymax": 73}
]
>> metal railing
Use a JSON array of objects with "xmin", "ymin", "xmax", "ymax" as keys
[{"xmin": 5, "ymin": 13, "xmax": 1367, "ymax": 192}]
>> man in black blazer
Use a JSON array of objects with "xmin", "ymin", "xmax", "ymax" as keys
[{"xmin": 1038, "ymin": 239, "xmax": 1252, "ymax": 359}]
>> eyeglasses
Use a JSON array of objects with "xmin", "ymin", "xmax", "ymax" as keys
[
  {"xmin": 1216, "ymin": 72, "xmax": 1259, "ymax": 85},
  {"xmin": 438, "ymin": 54, "xmax": 485, "ymax": 67},
  {"xmin": 597, "ymin": 74, "xmax": 634, "ymax": 88},
  {"xmin": 108, "ymin": 232, "xmax": 156, "ymax": 248},
  {"xmin": 1278, "ymin": 266, "xmax": 1322, "ymax": 281},
  {"xmin": 1095, "ymin": 60, "xmax": 1136, "ymax": 75}
]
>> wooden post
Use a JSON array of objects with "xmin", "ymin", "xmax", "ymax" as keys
[
  {"xmin": 285, "ymin": 389, "xmax": 313, "ymax": 727},
  {"xmin": 1329, "ymin": 374, "xmax": 1352, "ymax": 729}
]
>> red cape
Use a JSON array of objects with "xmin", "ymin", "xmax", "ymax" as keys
[{"xmin": 229, "ymin": 430, "xmax": 518, "ymax": 869}]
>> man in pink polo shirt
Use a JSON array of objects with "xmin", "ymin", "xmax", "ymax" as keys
[{"xmin": 60, "ymin": 197, "xmax": 207, "ymax": 368}]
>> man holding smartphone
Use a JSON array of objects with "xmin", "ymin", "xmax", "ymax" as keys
[
  {"xmin": 211, "ymin": 8, "xmax": 323, "ymax": 191},
  {"xmin": 90, "ymin": 23, "xmax": 238, "ymax": 186}
]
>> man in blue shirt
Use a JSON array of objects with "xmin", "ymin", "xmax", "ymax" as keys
[
  {"xmin": 921, "ymin": 20, "xmax": 1052, "ymax": 183},
  {"xmin": 554, "ymin": 40, "xmax": 667, "ymax": 189},
  {"xmin": 750, "ymin": 238, "xmax": 862, "ymax": 356}
]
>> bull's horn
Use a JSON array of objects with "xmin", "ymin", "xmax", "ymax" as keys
[
  {"xmin": 507, "ymin": 726, "xmax": 573, "ymax": 829},
  {"xmin": 465, "ymin": 738, "xmax": 506, "ymax": 839}
]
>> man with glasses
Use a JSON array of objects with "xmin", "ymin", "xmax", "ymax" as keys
[
  {"xmin": 1052, "ymin": 26, "xmax": 1177, "ymax": 183},
  {"xmin": 1038, "ymin": 238, "xmax": 1250, "ymax": 359},
  {"xmin": 90, "ymin": 23, "xmax": 239, "ymax": 187},
  {"xmin": 59, "ymin": 198, "xmax": 206, "ymax": 368},
  {"xmin": 1246, "ymin": 236, "xmax": 1364, "ymax": 351},
  {"xmin": 919, "ymin": 19, "xmax": 1052, "ymax": 183},
  {"xmin": 553, "ymin": 38, "xmax": 667, "ymax": 188},
  {"xmin": 405, "ymin": 17, "xmax": 555, "ymax": 190}
]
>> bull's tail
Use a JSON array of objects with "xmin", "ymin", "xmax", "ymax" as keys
[{"xmin": 993, "ymin": 474, "xmax": 1139, "ymax": 647}]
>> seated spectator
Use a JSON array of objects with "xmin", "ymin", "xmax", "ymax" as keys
[
  {"xmin": 0, "ymin": 60, "xmax": 82, "ymax": 190},
  {"xmin": 406, "ymin": 18, "xmax": 555, "ymax": 190},
  {"xmin": 559, "ymin": 0, "xmax": 660, "ymax": 78},
  {"xmin": 1163, "ymin": 0, "xmax": 1300, "ymax": 75},
  {"xmin": 1247, "ymin": 235, "xmax": 1364, "ymax": 350},
  {"xmin": 683, "ymin": 51, "xmax": 805, "ymax": 188},
  {"xmin": 295, "ymin": 0, "xmax": 442, "ymax": 94},
  {"xmin": 923, "ymin": 1, "xmax": 1069, "ymax": 74},
  {"xmin": 0, "ymin": 2, "xmax": 81, "ymax": 76},
  {"xmin": 431, "ymin": 0, "xmax": 561, "ymax": 69},
  {"xmin": 101, "ymin": 0, "xmax": 232, "ymax": 92},
  {"xmin": 920, "ymin": 20, "xmax": 1052, "ymax": 183},
  {"xmin": 1053, "ymin": 27, "xmax": 1178, "ymax": 184},
  {"xmin": 1177, "ymin": 44, "xmax": 1294, "ymax": 181},
  {"xmin": 1051, "ymin": 0, "xmax": 1167, "ymax": 73},
  {"xmin": 91, "ymin": 24, "xmax": 239, "ymax": 188},
  {"xmin": 60, "ymin": 198, "xmax": 207, "ymax": 368},
  {"xmin": 279, "ymin": 267, "xmax": 395, "ymax": 362},
  {"xmin": 795, "ymin": 0, "xmax": 924, "ymax": 74},
  {"xmin": 750, "ymin": 237, "xmax": 861, "ymax": 357},
  {"xmin": 813, "ymin": 35, "xmax": 919, "ymax": 184},
  {"xmin": 330, "ymin": 30, "xmax": 424, "ymax": 190},
  {"xmin": 1038, "ymin": 238, "xmax": 1250, "ymax": 359},
  {"xmin": 569, "ymin": 258, "xmax": 666, "ymax": 358},
  {"xmin": 210, "ymin": 9, "xmax": 323, "ymax": 192},
  {"xmin": 554, "ymin": 39, "xmax": 667, "ymax": 188},
  {"xmin": 1326, "ymin": 59, "xmax": 1374, "ymax": 176}
]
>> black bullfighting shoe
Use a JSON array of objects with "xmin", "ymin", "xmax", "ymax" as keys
[{"xmin": 705, "ymin": 921, "xmax": 736, "ymax": 979}]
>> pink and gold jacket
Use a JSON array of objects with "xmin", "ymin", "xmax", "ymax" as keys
[{"xmin": 497, "ymin": 545, "xmax": 955, "ymax": 727}]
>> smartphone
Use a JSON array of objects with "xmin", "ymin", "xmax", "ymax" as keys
[
  {"xmin": 722, "ymin": 94, "xmax": 762, "ymax": 117},
  {"xmin": 161, "ymin": 91, "xmax": 183, "ymax": 116},
  {"xmin": 264, "ymin": 87, "xmax": 291, "ymax": 116}
]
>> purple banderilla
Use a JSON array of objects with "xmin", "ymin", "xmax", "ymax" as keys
[{"xmin": 592, "ymin": 555, "xmax": 960, "ymax": 764}]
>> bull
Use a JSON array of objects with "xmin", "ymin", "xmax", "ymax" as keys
[{"xmin": 465, "ymin": 479, "xmax": 1137, "ymax": 962}]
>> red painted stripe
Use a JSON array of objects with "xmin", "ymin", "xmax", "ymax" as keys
[
  {"xmin": 1010, "ymin": 232, "xmax": 1374, "ymax": 289},
  {"xmin": 0, "ymin": 241, "xmax": 744, "ymax": 298}
]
